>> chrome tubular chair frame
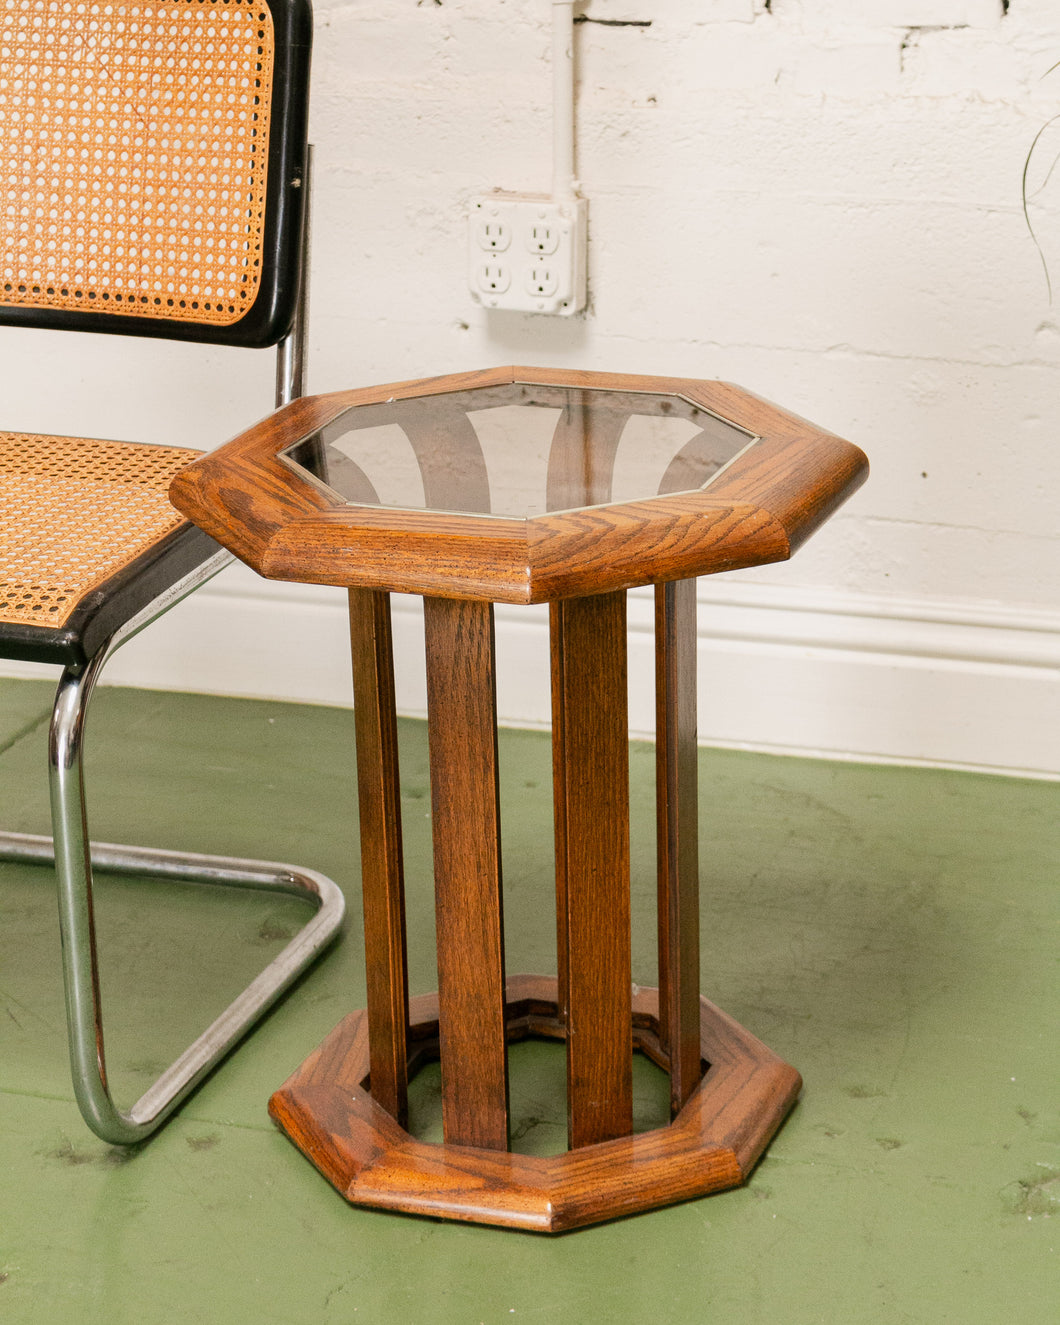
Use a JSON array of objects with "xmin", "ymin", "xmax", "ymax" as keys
[{"xmin": 0, "ymin": 544, "xmax": 344, "ymax": 1145}]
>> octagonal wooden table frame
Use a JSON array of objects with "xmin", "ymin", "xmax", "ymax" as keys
[{"xmin": 171, "ymin": 367, "xmax": 868, "ymax": 1231}]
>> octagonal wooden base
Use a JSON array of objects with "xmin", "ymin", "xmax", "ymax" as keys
[{"xmin": 268, "ymin": 975, "xmax": 801, "ymax": 1233}]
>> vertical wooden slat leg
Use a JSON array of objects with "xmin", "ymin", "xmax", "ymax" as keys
[
  {"xmin": 551, "ymin": 591, "xmax": 633, "ymax": 1150},
  {"xmin": 549, "ymin": 604, "xmax": 570, "ymax": 1022},
  {"xmin": 424, "ymin": 596, "xmax": 509, "ymax": 1152},
  {"xmin": 655, "ymin": 579, "xmax": 703, "ymax": 1116},
  {"xmin": 348, "ymin": 588, "xmax": 409, "ymax": 1127}
]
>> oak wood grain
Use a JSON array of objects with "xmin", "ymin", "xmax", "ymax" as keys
[
  {"xmin": 423, "ymin": 596, "xmax": 510, "ymax": 1151},
  {"xmin": 262, "ymin": 506, "xmax": 533, "ymax": 601},
  {"xmin": 551, "ymin": 592, "xmax": 633, "ymax": 1149},
  {"xmin": 251, "ymin": 495, "xmax": 787, "ymax": 602},
  {"xmin": 267, "ymin": 977, "xmax": 801, "ymax": 1232},
  {"xmin": 524, "ymin": 493, "xmax": 787, "ymax": 602},
  {"xmin": 348, "ymin": 587, "xmax": 409, "ymax": 1126},
  {"xmin": 656, "ymin": 578, "xmax": 702, "ymax": 1116},
  {"xmin": 676, "ymin": 379, "xmax": 869, "ymax": 551}
]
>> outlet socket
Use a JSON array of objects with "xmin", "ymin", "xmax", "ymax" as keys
[
  {"xmin": 527, "ymin": 222, "xmax": 559, "ymax": 255},
  {"xmin": 468, "ymin": 192, "xmax": 587, "ymax": 314},
  {"xmin": 527, "ymin": 265, "xmax": 559, "ymax": 297},
  {"xmin": 474, "ymin": 217, "xmax": 511, "ymax": 252},
  {"xmin": 477, "ymin": 262, "xmax": 511, "ymax": 294}
]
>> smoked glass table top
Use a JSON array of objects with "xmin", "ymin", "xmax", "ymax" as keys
[
  {"xmin": 279, "ymin": 381, "xmax": 758, "ymax": 519},
  {"xmin": 168, "ymin": 366, "xmax": 869, "ymax": 604}
]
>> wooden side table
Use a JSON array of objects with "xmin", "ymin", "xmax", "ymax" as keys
[{"xmin": 171, "ymin": 367, "xmax": 868, "ymax": 1232}]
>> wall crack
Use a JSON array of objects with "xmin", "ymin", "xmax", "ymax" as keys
[
  {"xmin": 900, "ymin": 24, "xmax": 971, "ymax": 72},
  {"xmin": 574, "ymin": 16, "xmax": 652, "ymax": 28}
]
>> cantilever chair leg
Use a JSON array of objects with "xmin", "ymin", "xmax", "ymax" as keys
[{"xmin": 0, "ymin": 552, "xmax": 345, "ymax": 1145}]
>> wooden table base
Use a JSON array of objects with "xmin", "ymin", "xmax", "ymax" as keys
[{"xmin": 269, "ymin": 974, "xmax": 801, "ymax": 1233}]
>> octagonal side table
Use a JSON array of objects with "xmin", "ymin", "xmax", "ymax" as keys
[{"xmin": 170, "ymin": 367, "xmax": 868, "ymax": 1232}]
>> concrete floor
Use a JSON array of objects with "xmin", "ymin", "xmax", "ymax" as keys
[{"xmin": 0, "ymin": 677, "xmax": 1056, "ymax": 1323}]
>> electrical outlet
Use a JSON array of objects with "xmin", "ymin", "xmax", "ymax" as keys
[
  {"xmin": 477, "ymin": 262, "xmax": 511, "ymax": 294},
  {"xmin": 468, "ymin": 192, "xmax": 587, "ymax": 314},
  {"xmin": 527, "ymin": 222, "xmax": 559, "ymax": 255},
  {"xmin": 527, "ymin": 265, "xmax": 559, "ymax": 297},
  {"xmin": 474, "ymin": 216, "xmax": 511, "ymax": 252}
]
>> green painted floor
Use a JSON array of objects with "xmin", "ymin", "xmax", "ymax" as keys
[{"xmin": 0, "ymin": 677, "xmax": 1056, "ymax": 1323}]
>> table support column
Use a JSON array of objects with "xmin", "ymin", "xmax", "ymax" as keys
[
  {"xmin": 655, "ymin": 579, "xmax": 703, "ymax": 1116},
  {"xmin": 424, "ymin": 597, "xmax": 510, "ymax": 1151},
  {"xmin": 551, "ymin": 591, "xmax": 633, "ymax": 1150},
  {"xmin": 348, "ymin": 588, "xmax": 410, "ymax": 1127}
]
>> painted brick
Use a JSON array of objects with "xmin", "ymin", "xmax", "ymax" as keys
[
  {"xmin": 853, "ymin": 0, "xmax": 1004, "ymax": 28},
  {"xmin": 790, "ymin": 36, "xmax": 902, "ymax": 93},
  {"xmin": 690, "ymin": 0, "xmax": 757, "ymax": 21},
  {"xmin": 775, "ymin": 0, "xmax": 1004, "ymax": 26}
]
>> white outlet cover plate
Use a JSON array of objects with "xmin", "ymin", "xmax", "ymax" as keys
[{"xmin": 468, "ymin": 192, "xmax": 587, "ymax": 316}]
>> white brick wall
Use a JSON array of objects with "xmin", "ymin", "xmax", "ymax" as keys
[
  {"xmin": 1, "ymin": 0, "xmax": 1058, "ymax": 774},
  {"xmin": 850, "ymin": 2, "xmax": 1004, "ymax": 27}
]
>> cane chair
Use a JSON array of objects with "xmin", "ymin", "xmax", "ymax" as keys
[{"xmin": 0, "ymin": 0, "xmax": 344, "ymax": 1144}]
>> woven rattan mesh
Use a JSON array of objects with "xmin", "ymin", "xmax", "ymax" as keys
[
  {"xmin": 0, "ymin": 431, "xmax": 199, "ymax": 627},
  {"xmin": 0, "ymin": 0, "xmax": 275, "ymax": 327}
]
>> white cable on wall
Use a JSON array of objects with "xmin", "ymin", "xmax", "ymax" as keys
[{"xmin": 552, "ymin": 1, "xmax": 577, "ymax": 199}]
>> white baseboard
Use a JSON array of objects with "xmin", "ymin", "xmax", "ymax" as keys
[{"xmin": 4, "ymin": 562, "xmax": 1057, "ymax": 780}]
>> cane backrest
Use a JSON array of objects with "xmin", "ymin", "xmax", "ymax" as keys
[{"xmin": 0, "ymin": 0, "xmax": 310, "ymax": 346}]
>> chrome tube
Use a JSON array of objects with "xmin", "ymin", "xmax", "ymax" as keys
[
  {"xmin": 275, "ymin": 144, "xmax": 313, "ymax": 409},
  {"xmin": 0, "ymin": 823, "xmax": 344, "ymax": 1143},
  {"xmin": 0, "ymin": 541, "xmax": 345, "ymax": 1143}
]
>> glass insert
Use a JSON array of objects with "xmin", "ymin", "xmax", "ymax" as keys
[{"xmin": 281, "ymin": 381, "xmax": 757, "ymax": 518}]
